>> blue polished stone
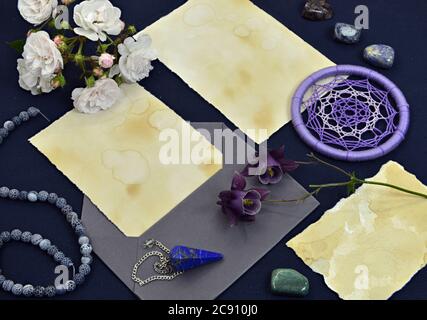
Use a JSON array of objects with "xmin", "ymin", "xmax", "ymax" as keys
[
  {"xmin": 363, "ymin": 44, "xmax": 395, "ymax": 69},
  {"xmin": 169, "ymin": 246, "xmax": 223, "ymax": 272}
]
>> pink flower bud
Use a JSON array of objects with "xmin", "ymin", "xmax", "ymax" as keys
[
  {"xmin": 54, "ymin": 35, "xmax": 64, "ymax": 47},
  {"xmin": 98, "ymin": 53, "xmax": 115, "ymax": 69},
  {"xmin": 93, "ymin": 67, "xmax": 104, "ymax": 78}
]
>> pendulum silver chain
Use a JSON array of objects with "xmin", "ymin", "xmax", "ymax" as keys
[{"xmin": 131, "ymin": 239, "xmax": 183, "ymax": 286}]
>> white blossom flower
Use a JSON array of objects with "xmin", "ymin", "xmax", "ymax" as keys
[
  {"xmin": 73, "ymin": 0, "xmax": 123, "ymax": 42},
  {"xmin": 72, "ymin": 78, "xmax": 121, "ymax": 114},
  {"xmin": 18, "ymin": 0, "xmax": 58, "ymax": 25},
  {"xmin": 22, "ymin": 31, "xmax": 63, "ymax": 77},
  {"xmin": 17, "ymin": 58, "xmax": 55, "ymax": 95},
  {"xmin": 118, "ymin": 34, "xmax": 157, "ymax": 83}
]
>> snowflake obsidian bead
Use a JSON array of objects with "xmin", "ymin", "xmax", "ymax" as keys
[
  {"xmin": 12, "ymin": 116, "xmax": 22, "ymax": 126},
  {"xmin": 0, "ymin": 187, "xmax": 9, "ymax": 198},
  {"xmin": 8, "ymin": 189, "xmax": 19, "ymax": 200},
  {"xmin": 22, "ymin": 285, "xmax": 34, "ymax": 297},
  {"xmin": 27, "ymin": 191, "xmax": 38, "ymax": 202},
  {"xmin": 4, "ymin": 120, "xmax": 15, "ymax": 131},
  {"xmin": 78, "ymin": 236, "xmax": 90, "ymax": 246},
  {"xmin": 0, "ymin": 275, "xmax": 5, "ymax": 286},
  {"xmin": 39, "ymin": 239, "xmax": 51, "ymax": 251},
  {"xmin": 65, "ymin": 280, "xmax": 76, "ymax": 292},
  {"xmin": 19, "ymin": 191, "xmax": 28, "ymax": 200},
  {"xmin": 0, "ymin": 231, "xmax": 10, "ymax": 242},
  {"xmin": 47, "ymin": 193, "xmax": 58, "ymax": 204},
  {"xmin": 79, "ymin": 264, "xmax": 91, "ymax": 276},
  {"xmin": 0, "ymin": 128, "xmax": 8, "ymax": 138},
  {"xmin": 45, "ymin": 286, "xmax": 56, "ymax": 297},
  {"xmin": 73, "ymin": 273, "xmax": 85, "ymax": 285},
  {"xmin": 2, "ymin": 280, "xmax": 14, "ymax": 292},
  {"xmin": 19, "ymin": 111, "xmax": 30, "ymax": 122},
  {"xmin": 33, "ymin": 286, "xmax": 45, "ymax": 297},
  {"xmin": 31, "ymin": 234, "xmax": 42, "ymax": 245},
  {"xmin": 11, "ymin": 229, "xmax": 22, "ymax": 241},
  {"xmin": 27, "ymin": 107, "xmax": 40, "ymax": 117},
  {"xmin": 60, "ymin": 257, "xmax": 73, "ymax": 267},
  {"xmin": 37, "ymin": 191, "xmax": 49, "ymax": 202},
  {"xmin": 21, "ymin": 231, "xmax": 32, "ymax": 243},
  {"xmin": 61, "ymin": 205, "xmax": 73, "ymax": 215},
  {"xmin": 11, "ymin": 284, "xmax": 23, "ymax": 296},
  {"xmin": 80, "ymin": 244, "xmax": 92, "ymax": 256},
  {"xmin": 47, "ymin": 245, "xmax": 58, "ymax": 256},
  {"xmin": 55, "ymin": 197, "xmax": 67, "ymax": 209},
  {"xmin": 81, "ymin": 255, "xmax": 92, "ymax": 265},
  {"xmin": 54, "ymin": 251, "xmax": 65, "ymax": 262},
  {"xmin": 75, "ymin": 224, "xmax": 85, "ymax": 236}
]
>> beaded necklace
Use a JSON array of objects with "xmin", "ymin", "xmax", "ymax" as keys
[{"xmin": 0, "ymin": 107, "xmax": 92, "ymax": 297}]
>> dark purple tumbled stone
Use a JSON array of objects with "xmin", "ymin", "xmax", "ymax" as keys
[{"xmin": 302, "ymin": 0, "xmax": 333, "ymax": 21}]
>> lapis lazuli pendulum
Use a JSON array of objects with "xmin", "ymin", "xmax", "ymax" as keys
[{"xmin": 169, "ymin": 246, "xmax": 223, "ymax": 272}]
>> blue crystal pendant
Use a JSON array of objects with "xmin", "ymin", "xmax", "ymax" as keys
[{"xmin": 169, "ymin": 246, "xmax": 223, "ymax": 272}]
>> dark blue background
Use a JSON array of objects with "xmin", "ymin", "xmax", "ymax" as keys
[{"xmin": 0, "ymin": 0, "xmax": 426, "ymax": 300}]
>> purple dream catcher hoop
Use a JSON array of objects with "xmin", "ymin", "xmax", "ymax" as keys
[{"xmin": 291, "ymin": 65, "xmax": 410, "ymax": 161}]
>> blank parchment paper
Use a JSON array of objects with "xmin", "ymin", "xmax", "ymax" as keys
[
  {"xmin": 141, "ymin": 0, "xmax": 334, "ymax": 144},
  {"xmin": 82, "ymin": 124, "xmax": 319, "ymax": 300}
]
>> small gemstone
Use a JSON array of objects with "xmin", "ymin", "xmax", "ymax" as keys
[
  {"xmin": 169, "ymin": 246, "xmax": 223, "ymax": 272},
  {"xmin": 27, "ymin": 107, "xmax": 40, "ymax": 117},
  {"xmin": 19, "ymin": 111, "xmax": 30, "ymax": 122},
  {"xmin": 10, "ymin": 229, "xmax": 22, "ymax": 241},
  {"xmin": 19, "ymin": 191, "xmax": 28, "ymax": 201},
  {"xmin": 271, "ymin": 269, "xmax": 309, "ymax": 297},
  {"xmin": 21, "ymin": 231, "xmax": 32, "ymax": 243},
  {"xmin": 47, "ymin": 193, "xmax": 58, "ymax": 204},
  {"xmin": 4, "ymin": 120, "xmax": 15, "ymax": 131},
  {"xmin": 12, "ymin": 116, "xmax": 22, "ymax": 126},
  {"xmin": 0, "ymin": 186, "xmax": 9, "ymax": 198},
  {"xmin": 11, "ymin": 284, "xmax": 23, "ymax": 296},
  {"xmin": 364, "ymin": 44, "xmax": 395, "ymax": 69},
  {"xmin": 22, "ymin": 284, "xmax": 34, "ymax": 297},
  {"xmin": 73, "ymin": 273, "xmax": 85, "ymax": 285},
  {"xmin": 8, "ymin": 189, "xmax": 19, "ymax": 200},
  {"xmin": 27, "ymin": 191, "xmax": 38, "ymax": 202},
  {"xmin": 31, "ymin": 234, "xmax": 42, "ymax": 245},
  {"xmin": 302, "ymin": 0, "xmax": 333, "ymax": 21},
  {"xmin": 37, "ymin": 191, "xmax": 49, "ymax": 202},
  {"xmin": 0, "ymin": 128, "xmax": 8, "ymax": 138},
  {"xmin": 334, "ymin": 23, "xmax": 362, "ymax": 44}
]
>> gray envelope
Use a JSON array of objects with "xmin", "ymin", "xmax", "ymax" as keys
[{"xmin": 81, "ymin": 123, "xmax": 319, "ymax": 300}]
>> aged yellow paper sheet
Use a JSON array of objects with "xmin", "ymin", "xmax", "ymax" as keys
[
  {"xmin": 142, "ymin": 0, "xmax": 334, "ymax": 144},
  {"xmin": 287, "ymin": 161, "xmax": 427, "ymax": 300},
  {"xmin": 30, "ymin": 84, "xmax": 222, "ymax": 236}
]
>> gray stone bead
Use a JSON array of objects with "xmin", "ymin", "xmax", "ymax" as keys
[
  {"xmin": 0, "ymin": 239, "xmax": 3, "ymax": 248},
  {"xmin": 19, "ymin": 191, "xmax": 28, "ymax": 201},
  {"xmin": 0, "ymin": 231, "xmax": 11, "ymax": 243},
  {"xmin": 47, "ymin": 193, "xmax": 58, "ymax": 204},
  {"xmin": 22, "ymin": 284, "xmax": 34, "ymax": 297},
  {"xmin": 4, "ymin": 120, "xmax": 15, "ymax": 131},
  {"xmin": 79, "ymin": 264, "xmax": 91, "ymax": 276},
  {"xmin": 56, "ymin": 197, "xmax": 67, "ymax": 208},
  {"xmin": 8, "ymin": 189, "xmax": 19, "ymax": 200},
  {"xmin": 0, "ymin": 275, "xmax": 5, "ymax": 285},
  {"xmin": 31, "ymin": 234, "xmax": 43, "ymax": 245},
  {"xmin": 60, "ymin": 257, "xmax": 73, "ymax": 267},
  {"xmin": 27, "ymin": 107, "xmax": 40, "ymax": 117},
  {"xmin": 61, "ymin": 205, "xmax": 73, "ymax": 215},
  {"xmin": 39, "ymin": 239, "xmax": 51, "ymax": 251},
  {"xmin": 0, "ymin": 128, "xmax": 8, "ymax": 138},
  {"xmin": 33, "ymin": 286, "xmax": 45, "ymax": 297},
  {"xmin": 11, "ymin": 283, "xmax": 23, "ymax": 296},
  {"xmin": 47, "ymin": 245, "xmax": 58, "ymax": 256},
  {"xmin": 11, "ymin": 229, "xmax": 22, "ymax": 241},
  {"xmin": 19, "ymin": 111, "xmax": 30, "ymax": 122},
  {"xmin": 2, "ymin": 280, "xmax": 14, "ymax": 292},
  {"xmin": 73, "ymin": 273, "xmax": 85, "ymax": 285},
  {"xmin": 75, "ymin": 224, "xmax": 85, "ymax": 236},
  {"xmin": 81, "ymin": 255, "xmax": 93, "ymax": 265},
  {"xmin": 65, "ymin": 280, "xmax": 76, "ymax": 292},
  {"xmin": 0, "ymin": 186, "xmax": 9, "ymax": 198},
  {"xmin": 66, "ymin": 212, "xmax": 78, "ymax": 223},
  {"xmin": 363, "ymin": 44, "xmax": 395, "ymax": 69},
  {"xmin": 80, "ymin": 243, "xmax": 93, "ymax": 256},
  {"xmin": 12, "ymin": 116, "xmax": 22, "ymax": 126},
  {"xmin": 27, "ymin": 191, "xmax": 38, "ymax": 202},
  {"xmin": 45, "ymin": 286, "xmax": 56, "ymax": 297},
  {"xmin": 54, "ymin": 251, "xmax": 65, "ymax": 262},
  {"xmin": 21, "ymin": 231, "xmax": 32, "ymax": 243},
  {"xmin": 71, "ymin": 216, "xmax": 80, "ymax": 228},
  {"xmin": 37, "ymin": 191, "xmax": 49, "ymax": 202},
  {"xmin": 55, "ymin": 285, "xmax": 67, "ymax": 295},
  {"xmin": 78, "ymin": 236, "xmax": 90, "ymax": 246}
]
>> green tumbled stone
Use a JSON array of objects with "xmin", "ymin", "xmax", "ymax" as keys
[{"xmin": 271, "ymin": 269, "xmax": 309, "ymax": 297}]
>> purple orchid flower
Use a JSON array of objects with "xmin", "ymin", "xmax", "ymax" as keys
[
  {"xmin": 242, "ymin": 145, "xmax": 299, "ymax": 185},
  {"xmin": 217, "ymin": 172, "xmax": 270, "ymax": 225}
]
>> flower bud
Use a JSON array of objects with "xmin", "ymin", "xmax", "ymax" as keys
[
  {"xmin": 127, "ymin": 25, "xmax": 137, "ymax": 35},
  {"xmin": 98, "ymin": 53, "xmax": 115, "ymax": 69},
  {"xmin": 54, "ymin": 35, "xmax": 65, "ymax": 47},
  {"xmin": 93, "ymin": 67, "xmax": 104, "ymax": 78}
]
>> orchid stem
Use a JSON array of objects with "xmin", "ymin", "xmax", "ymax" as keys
[
  {"xmin": 307, "ymin": 153, "xmax": 352, "ymax": 177},
  {"xmin": 361, "ymin": 180, "xmax": 427, "ymax": 199}
]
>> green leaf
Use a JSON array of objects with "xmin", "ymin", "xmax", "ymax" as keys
[
  {"xmin": 85, "ymin": 76, "xmax": 96, "ymax": 88},
  {"xmin": 57, "ymin": 74, "xmax": 66, "ymax": 88},
  {"xmin": 7, "ymin": 39, "xmax": 25, "ymax": 54}
]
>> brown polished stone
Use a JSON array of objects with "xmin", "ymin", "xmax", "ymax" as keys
[{"xmin": 302, "ymin": 0, "xmax": 333, "ymax": 21}]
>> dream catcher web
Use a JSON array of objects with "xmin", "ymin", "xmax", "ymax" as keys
[
  {"xmin": 303, "ymin": 76, "xmax": 398, "ymax": 151},
  {"xmin": 292, "ymin": 65, "xmax": 409, "ymax": 161}
]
